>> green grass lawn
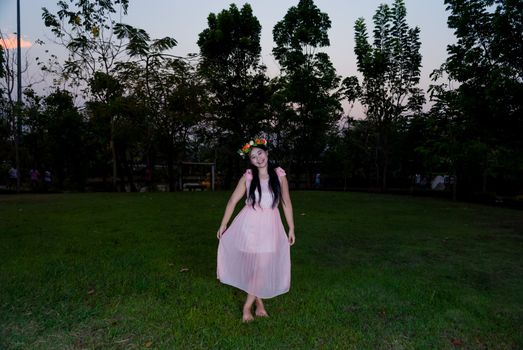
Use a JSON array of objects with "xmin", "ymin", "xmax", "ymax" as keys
[{"xmin": 1, "ymin": 192, "xmax": 522, "ymax": 349}]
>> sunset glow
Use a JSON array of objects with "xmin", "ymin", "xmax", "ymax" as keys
[{"xmin": 0, "ymin": 34, "xmax": 32, "ymax": 49}]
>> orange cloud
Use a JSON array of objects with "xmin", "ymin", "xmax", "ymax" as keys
[{"xmin": 0, "ymin": 34, "xmax": 32, "ymax": 49}]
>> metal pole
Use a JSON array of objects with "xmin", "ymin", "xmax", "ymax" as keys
[{"xmin": 15, "ymin": 0, "xmax": 22, "ymax": 192}]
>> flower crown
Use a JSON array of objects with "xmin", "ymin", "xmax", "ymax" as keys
[{"xmin": 238, "ymin": 138, "xmax": 268, "ymax": 158}]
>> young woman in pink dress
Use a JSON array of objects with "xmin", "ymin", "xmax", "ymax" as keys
[{"xmin": 217, "ymin": 138, "xmax": 296, "ymax": 322}]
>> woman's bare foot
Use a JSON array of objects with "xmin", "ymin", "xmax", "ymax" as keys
[
  {"xmin": 242, "ymin": 307, "xmax": 254, "ymax": 323},
  {"xmin": 255, "ymin": 309, "xmax": 269, "ymax": 317},
  {"xmin": 242, "ymin": 294, "xmax": 256, "ymax": 322},
  {"xmin": 255, "ymin": 298, "xmax": 269, "ymax": 317}
]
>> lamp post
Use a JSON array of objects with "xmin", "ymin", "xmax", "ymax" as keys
[{"xmin": 15, "ymin": 0, "xmax": 21, "ymax": 192}]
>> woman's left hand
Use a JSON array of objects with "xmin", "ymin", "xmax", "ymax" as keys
[{"xmin": 288, "ymin": 228, "xmax": 295, "ymax": 246}]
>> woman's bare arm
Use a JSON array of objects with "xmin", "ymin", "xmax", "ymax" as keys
[
  {"xmin": 217, "ymin": 176, "xmax": 247, "ymax": 239},
  {"xmin": 280, "ymin": 176, "xmax": 295, "ymax": 245}
]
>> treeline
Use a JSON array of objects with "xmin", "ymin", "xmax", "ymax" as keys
[{"xmin": 0, "ymin": 0, "xmax": 521, "ymax": 201}]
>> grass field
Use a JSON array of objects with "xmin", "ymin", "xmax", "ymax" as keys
[{"xmin": 0, "ymin": 192, "xmax": 522, "ymax": 349}]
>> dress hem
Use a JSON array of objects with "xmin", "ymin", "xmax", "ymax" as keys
[{"xmin": 217, "ymin": 278, "xmax": 290, "ymax": 299}]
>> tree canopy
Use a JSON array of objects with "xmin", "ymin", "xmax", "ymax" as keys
[
  {"xmin": 272, "ymin": 0, "xmax": 342, "ymax": 184},
  {"xmin": 0, "ymin": 0, "xmax": 521, "ymax": 200},
  {"xmin": 345, "ymin": 0, "xmax": 424, "ymax": 189}
]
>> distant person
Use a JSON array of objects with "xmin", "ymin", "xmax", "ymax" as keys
[
  {"xmin": 217, "ymin": 137, "xmax": 295, "ymax": 322},
  {"xmin": 8, "ymin": 166, "xmax": 18, "ymax": 190},
  {"xmin": 415, "ymin": 174, "xmax": 421, "ymax": 187},
  {"xmin": 30, "ymin": 168, "xmax": 40, "ymax": 190},
  {"xmin": 314, "ymin": 173, "xmax": 321, "ymax": 188},
  {"xmin": 43, "ymin": 170, "xmax": 52, "ymax": 191}
]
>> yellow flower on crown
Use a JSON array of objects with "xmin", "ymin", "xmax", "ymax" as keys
[{"xmin": 238, "ymin": 137, "xmax": 268, "ymax": 158}]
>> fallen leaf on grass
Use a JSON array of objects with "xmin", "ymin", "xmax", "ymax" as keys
[
  {"xmin": 145, "ymin": 341, "xmax": 153, "ymax": 348},
  {"xmin": 451, "ymin": 338, "xmax": 463, "ymax": 346},
  {"xmin": 343, "ymin": 303, "xmax": 360, "ymax": 312},
  {"xmin": 475, "ymin": 337, "xmax": 485, "ymax": 348},
  {"xmin": 300, "ymin": 213, "xmax": 306, "ymax": 216},
  {"xmin": 87, "ymin": 288, "xmax": 95, "ymax": 295},
  {"xmin": 114, "ymin": 337, "xmax": 131, "ymax": 344},
  {"xmin": 180, "ymin": 267, "xmax": 190, "ymax": 272}
]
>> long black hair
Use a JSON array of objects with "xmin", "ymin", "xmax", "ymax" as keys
[{"xmin": 246, "ymin": 145, "xmax": 282, "ymax": 209}]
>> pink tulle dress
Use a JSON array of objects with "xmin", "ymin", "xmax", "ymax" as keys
[{"xmin": 217, "ymin": 167, "xmax": 291, "ymax": 298}]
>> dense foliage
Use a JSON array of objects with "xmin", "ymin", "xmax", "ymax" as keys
[
  {"xmin": 272, "ymin": 0, "xmax": 342, "ymax": 186},
  {"xmin": 0, "ymin": 0, "xmax": 521, "ymax": 200}
]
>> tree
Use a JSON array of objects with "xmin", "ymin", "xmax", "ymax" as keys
[
  {"xmin": 0, "ymin": 31, "xmax": 32, "ymax": 151},
  {"xmin": 42, "ymin": 0, "xmax": 180, "ymax": 191},
  {"xmin": 41, "ymin": 0, "xmax": 131, "ymax": 92},
  {"xmin": 1, "ymin": 31, "xmax": 46, "ymax": 186},
  {"xmin": 86, "ymin": 71, "xmax": 143, "ymax": 191},
  {"xmin": 344, "ymin": 0, "xmax": 424, "ymax": 190},
  {"xmin": 0, "ymin": 45, "xmax": 4, "ymax": 78},
  {"xmin": 197, "ymin": 4, "xmax": 269, "ymax": 187},
  {"xmin": 117, "ymin": 57, "xmax": 205, "ymax": 191},
  {"xmin": 444, "ymin": 0, "xmax": 523, "ymax": 145},
  {"xmin": 112, "ymin": 26, "xmax": 180, "ymax": 191},
  {"xmin": 0, "ymin": 31, "xmax": 19, "ymax": 133},
  {"xmin": 429, "ymin": 0, "xmax": 523, "ymax": 197},
  {"xmin": 0, "ymin": 45, "xmax": 10, "ymax": 166},
  {"xmin": 159, "ymin": 60, "xmax": 207, "ymax": 190},
  {"xmin": 113, "ymin": 25, "xmax": 205, "ymax": 192},
  {"xmin": 21, "ymin": 89, "xmax": 86, "ymax": 190},
  {"xmin": 272, "ymin": 0, "xmax": 342, "ymax": 186},
  {"xmin": 42, "ymin": 0, "xmax": 131, "ymax": 189}
]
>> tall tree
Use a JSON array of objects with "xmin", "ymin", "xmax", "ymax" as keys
[
  {"xmin": 86, "ymin": 71, "xmax": 143, "ymax": 191},
  {"xmin": 272, "ymin": 0, "xmax": 342, "ymax": 186},
  {"xmin": 197, "ymin": 4, "xmax": 269, "ymax": 186},
  {"xmin": 0, "ymin": 45, "xmax": 10, "ymax": 166},
  {"xmin": 42, "ymin": 0, "xmax": 177, "ymax": 190},
  {"xmin": 113, "ymin": 26, "xmax": 204, "ymax": 192},
  {"xmin": 42, "ymin": 0, "xmax": 130, "ymax": 92},
  {"xmin": 117, "ymin": 57, "xmax": 205, "ymax": 191},
  {"xmin": 1, "ymin": 31, "xmax": 45, "ymax": 182},
  {"xmin": 22, "ymin": 89, "xmax": 86, "ymax": 189},
  {"xmin": 431, "ymin": 0, "xmax": 523, "ymax": 196},
  {"xmin": 42, "ymin": 0, "xmax": 130, "ymax": 189},
  {"xmin": 0, "ymin": 45, "xmax": 4, "ymax": 78},
  {"xmin": 344, "ymin": 0, "xmax": 424, "ymax": 190},
  {"xmin": 0, "ymin": 31, "xmax": 29, "ymax": 156}
]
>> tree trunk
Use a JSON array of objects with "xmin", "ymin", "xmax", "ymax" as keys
[
  {"xmin": 482, "ymin": 169, "xmax": 488, "ymax": 193},
  {"xmin": 110, "ymin": 120, "xmax": 118, "ymax": 191},
  {"xmin": 382, "ymin": 160, "xmax": 388, "ymax": 192},
  {"xmin": 374, "ymin": 132, "xmax": 381, "ymax": 189},
  {"xmin": 124, "ymin": 150, "xmax": 137, "ymax": 192},
  {"xmin": 452, "ymin": 174, "xmax": 457, "ymax": 201},
  {"xmin": 382, "ymin": 133, "xmax": 388, "ymax": 191},
  {"xmin": 116, "ymin": 152, "xmax": 126, "ymax": 192},
  {"xmin": 343, "ymin": 163, "xmax": 348, "ymax": 191},
  {"xmin": 167, "ymin": 142, "xmax": 175, "ymax": 192}
]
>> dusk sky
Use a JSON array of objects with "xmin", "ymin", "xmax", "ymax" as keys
[{"xmin": 1, "ymin": 0, "xmax": 455, "ymax": 116}]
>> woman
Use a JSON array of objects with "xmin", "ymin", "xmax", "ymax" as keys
[{"xmin": 217, "ymin": 138, "xmax": 295, "ymax": 322}]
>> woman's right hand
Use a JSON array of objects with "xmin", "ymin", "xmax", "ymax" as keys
[{"xmin": 217, "ymin": 224, "xmax": 227, "ymax": 239}]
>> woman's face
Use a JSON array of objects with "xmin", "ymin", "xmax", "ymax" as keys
[{"xmin": 249, "ymin": 147, "xmax": 269, "ymax": 168}]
